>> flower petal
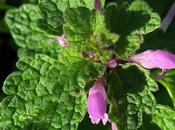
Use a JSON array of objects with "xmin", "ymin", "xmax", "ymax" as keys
[
  {"xmin": 129, "ymin": 50, "xmax": 175, "ymax": 79},
  {"xmin": 102, "ymin": 113, "xmax": 109, "ymax": 125},
  {"xmin": 129, "ymin": 50, "xmax": 175, "ymax": 69},
  {"xmin": 160, "ymin": 1, "xmax": 175, "ymax": 32},
  {"xmin": 107, "ymin": 58, "xmax": 118, "ymax": 68},
  {"xmin": 95, "ymin": 0, "xmax": 102, "ymax": 13},
  {"xmin": 88, "ymin": 78, "xmax": 108, "ymax": 125},
  {"xmin": 111, "ymin": 122, "xmax": 117, "ymax": 130},
  {"xmin": 49, "ymin": 35, "xmax": 68, "ymax": 47}
]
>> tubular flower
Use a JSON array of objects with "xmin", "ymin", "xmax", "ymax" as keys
[
  {"xmin": 160, "ymin": 1, "xmax": 175, "ymax": 32},
  {"xmin": 88, "ymin": 78, "xmax": 109, "ymax": 125},
  {"xmin": 129, "ymin": 50, "xmax": 175, "ymax": 80},
  {"xmin": 95, "ymin": 0, "xmax": 102, "ymax": 13},
  {"xmin": 111, "ymin": 122, "xmax": 117, "ymax": 130},
  {"xmin": 49, "ymin": 35, "xmax": 68, "ymax": 48},
  {"xmin": 107, "ymin": 58, "xmax": 118, "ymax": 68}
]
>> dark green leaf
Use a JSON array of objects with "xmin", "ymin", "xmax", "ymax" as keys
[
  {"xmin": 104, "ymin": 0, "xmax": 160, "ymax": 59},
  {"xmin": 37, "ymin": 0, "xmax": 106, "ymax": 35},
  {"xmin": 107, "ymin": 64, "xmax": 157, "ymax": 130}
]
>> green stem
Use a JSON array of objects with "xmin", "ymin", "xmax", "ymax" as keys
[
  {"xmin": 0, "ymin": 3, "xmax": 16, "ymax": 10},
  {"xmin": 159, "ymin": 80, "xmax": 175, "ymax": 107}
]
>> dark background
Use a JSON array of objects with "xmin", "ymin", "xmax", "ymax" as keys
[{"xmin": 0, "ymin": 0, "xmax": 23, "ymax": 88}]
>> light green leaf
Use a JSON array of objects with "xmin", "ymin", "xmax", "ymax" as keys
[
  {"xmin": 0, "ymin": 49, "xmax": 105, "ymax": 129},
  {"xmin": 5, "ymin": 4, "xmax": 60, "ymax": 56},
  {"xmin": 152, "ymin": 105, "xmax": 175, "ymax": 130},
  {"xmin": 64, "ymin": 7, "xmax": 119, "ymax": 62},
  {"xmin": 38, "ymin": 0, "xmax": 106, "ymax": 35},
  {"xmin": 128, "ymin": 0, "xmax": 160, "ymax": 34}
]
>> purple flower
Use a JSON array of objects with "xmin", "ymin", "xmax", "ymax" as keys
[
  {"xmin": 49, "ymin": 35, "xmax": 68, "ymax": 48},
  {"xmin": 88, "ymin": 78, "xmax": 109, "ymax": 125},
  {"xmin": 95, "ymin": 0, "xmax": 102, "ymax": 13},
  {"xmin": 129, "ymin": 50, "xmax": 175, "ymax": 80},
  {"xmin": 160, "ymin": 1, "xmax": 175, "ymax": 32},
  {"xmin": 107, "ymin": 58, "xmax": 118, "ymax": 68},
  {"xmin": 111, "ymin": 122, "xmax": 117, "ymax": 130}
]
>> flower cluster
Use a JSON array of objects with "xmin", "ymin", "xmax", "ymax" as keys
[
  {"xmin": 87, "ymin": 1, "xmax": 175, "ymax": 130},
  {"xmin": 50, "ymin": 1, "xmax": 175, "ymax": 130}
]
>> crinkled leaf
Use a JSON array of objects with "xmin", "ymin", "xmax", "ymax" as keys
[
  {"xmin": 115, "ymin": 33, "xmax": 143, "ymax": 60},
  {"xmin": 128, "ymin": 0, "xmax": 160, "ymax": 34},
  {"xmin": 152, "ymin": 105, "xmax": 175, "ymax": 130},
  {"xmin": 40, "ymin": 0, "xmax": 105, "ymax": 12},
  {"xmin": 17, "ymin": 48, "xmax": 35, "ymax": 58},
  {"xmin": 64, "ymin": 7, "xmax": 119, "ymax": 62},
  {"xmin": 104, "ymin": 0, "xmax": 160, "ymax": 59},
  {"xmin": 138, "ymin": 114, "xmax": 161, "ymax": 130},
  {"xmin": 5, "ymin": 4, "xmax": 60, "ymax": 56},
  {"xmin": 37, "ymin": 0, "xmax": 65, "ymax": 35},
  {"xmin": 0, "ymin": 49, "xmax": 105, "ymax": 129},
  {"xmin": 108, "ymin": 64, "xmax": 157, "ymax": 130},
  {"xmin": 37, "ymin": 0, "xmax": 105, "ymax": 35}
]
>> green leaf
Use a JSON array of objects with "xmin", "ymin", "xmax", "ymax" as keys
[
  {"xmin": 128, "ymin": 0, "xmax": 160, "ymax": 34},
  {"xmin": 104, "ymin": 0, "xmax": 160, "ymax": 59},
  {"xmin": 159, "ymin": 70, "xmax": 175, "ymax": 107},
  {"xmin": 37, "ymin": 0, "xmax": 105, "ymax": 35},
  {"xmin": 37, "ymin": 0, "xmax": 65, "ymax": 35},
  {"xmin": 5, "ymin": 4, "xmax": 60, "ymax": 56},
  {"xmin": 40, "ymin": 0, "xmax": 105, "ymax": 12},
  {"xmin": 152, "ymin": 105, "xmax": 175, "ymax": 130},
  {"xmin": 64, "ymin": 7, "xmax": 119, "ymax": 62},
  {"xmin": 107, "ymin": 64, "xmax": 157, "ymax": 130},
  {"xmin": 138, "ymin": 114, "xmax": 161, "ymax": 130},
  {"xmin": 0, "ymin": 49, "xmax": 105, "ymax": 129},
  {"xmin": 115, "ymin": 33, "xmax": 143, "ymax": 60},
  {"xmin": 17, "ymin": 48, "xmax": 35, "ymax": 58}
]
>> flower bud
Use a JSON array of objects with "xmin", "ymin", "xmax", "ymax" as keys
[
  {"xmin": 49, "ymin": 35, "xmax": 68, "ymax": 48},
  {"xmin": 107, "ymin": 58, "xmax": 118, "ymax": 68},
  {"xmin": 111, "ymin": 122, "xmax": 117, "ymax": 130},
  {"xmin": 88, "ymin": 78, "xmax": 108, "ymax": 125},
  {"xmin": 95, "ymin": 0, "xmax": 102, "ymax": 13}
]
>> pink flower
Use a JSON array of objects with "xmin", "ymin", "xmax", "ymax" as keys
[
  {"xmin": 88, "ymin": 78, "xmax": 109, "ymax": 125},
  {"xmin": 107, "ymin": 58, "xmax": 118, "ymax": 68},
  {"xmin": 129, "ymin": 50, "xmax": 175, "ymax": 80},
  {"xmin": 111, "ymin": 122, "xmax": 117, "ymax": 130},
  {"xmin": 95, "ymin": 0, "xmax": 102, "ymax": 13},
  {"xmin": 160, "ymin": 1, "xmax": 175, "ymax": 32},
  {"xmin": 49, "ymin": 35, "xmax": 68, "ymax": 48}
]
